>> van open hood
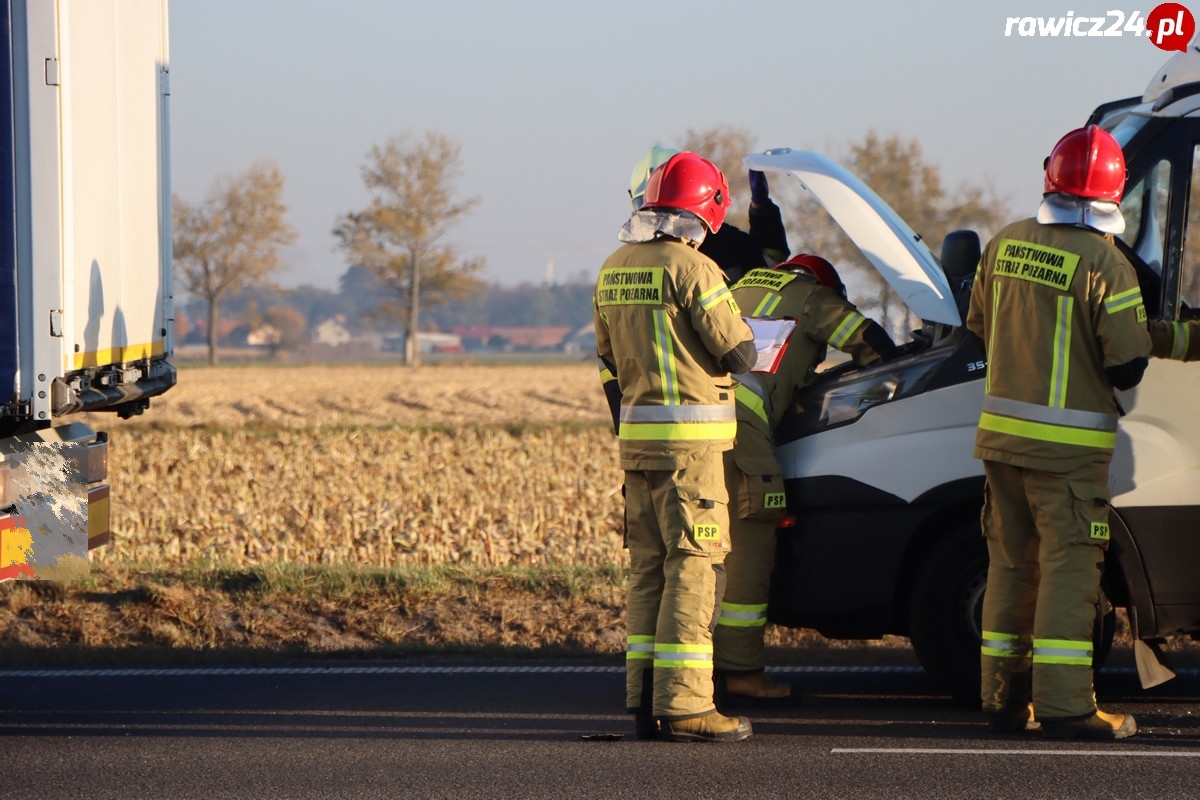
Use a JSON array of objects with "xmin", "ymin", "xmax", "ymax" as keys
[{"xmin": 744, "ymin": 149, "xmax": 961, "ymax": 326}]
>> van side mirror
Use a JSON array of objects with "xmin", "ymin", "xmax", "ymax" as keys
[{"xmin": 941, "ymin": 230, "xmax": 981, "ymax": 322}]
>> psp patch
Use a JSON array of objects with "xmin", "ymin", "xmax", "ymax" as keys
[
  {"xmin": 1090, "ymin": 521, "xmax": 1110, "ymax": 542},
  {"xmin": 693, "ymin": 523, "xmax": 721, "ymax": 541},
  {"xmin": 764, "ymin": 492, "xmax": 786, "ymax": 510}
]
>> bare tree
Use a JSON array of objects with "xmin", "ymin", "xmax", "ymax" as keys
[
  {"xmin": 173, "ymin": 160, "xmax": 298, "ymax": 365},
  {"xmin": 333, "ymin": 132, "xmax": 485, "ymax": 367}
]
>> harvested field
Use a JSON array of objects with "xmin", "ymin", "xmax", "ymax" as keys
[
  {"xmin": 99, "ymin": 362, "xmax": 613, "ymax": 430},
  {"xmin": 83, "ymin": 363, "xmax": 626, "ymax": 570}
]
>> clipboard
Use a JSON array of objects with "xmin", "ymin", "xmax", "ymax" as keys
[{"xmin": 743, "ymin": 317, "xmax": 796, "ymax": 373}]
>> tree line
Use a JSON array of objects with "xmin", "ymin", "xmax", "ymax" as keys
[{"xmin": 173, "ymin": 127, "xmax": 1012, "ymax": 365}]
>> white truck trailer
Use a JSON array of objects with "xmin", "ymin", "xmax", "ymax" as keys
[{"xmin": 0, "ymin": 0, "xmax": 174, "ymax": 573}]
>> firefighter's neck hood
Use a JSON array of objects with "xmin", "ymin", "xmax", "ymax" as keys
[
  {"xmin": 1036, "ymin": 193, "xmax": 1125, "ymax": 235},
  {"xmin": 618, "ymin": 209, "xmax": 708, "ymax": 246}
]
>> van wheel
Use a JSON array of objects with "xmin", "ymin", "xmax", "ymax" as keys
[
  {"xmin": 908, "ymin": 527, "xmax": 989, "ymax": 706},
  {"xmin": 908, "ymin": 527, "xmax": 1118, "ymax": 707}
]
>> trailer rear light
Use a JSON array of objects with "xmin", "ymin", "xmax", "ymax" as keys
[
  {"xmin": 80, "ymin": 433, "xmax": 108, "ymax": 484},
  {"xmin": 777, "ymin": 514, "xmax": 798, "ymax": 530}
]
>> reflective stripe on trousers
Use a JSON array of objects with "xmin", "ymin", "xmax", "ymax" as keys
[
  {"xmin": 981, "ymin": 630, "xmax": 1031, "ymax": 659},
  {"xmin": 654, "ymin": 642, "xmax": 714, "ymax": 670},
  {"xmin": 1033, "ymin": 637, "xmax": 1093, "ymax": 667},
  {"xmin": 717, "ymin": 601, "xmax": 768, "ymax": 628}
]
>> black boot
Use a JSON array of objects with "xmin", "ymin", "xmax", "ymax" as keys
[{"xmin": 633, "ymin": 668, "xmax": 659, "ymax": 740}]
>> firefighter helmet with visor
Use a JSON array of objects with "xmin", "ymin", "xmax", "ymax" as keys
[{"xmin": 641, "ymin": 152, "xmax": 731, "ymax": 234}]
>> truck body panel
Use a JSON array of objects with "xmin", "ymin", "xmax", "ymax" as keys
[
  {"xmin": 3, "ymin": 0, "xmax": 173, "ymax": 426},
  {"xmin": 1, "ymin": 0, "xmax": 173, "ymax": 567}
]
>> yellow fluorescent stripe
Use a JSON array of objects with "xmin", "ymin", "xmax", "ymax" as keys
[
  {"xmin": 1049, "ymin": 295, "xmax": 1073, "ymax": 408},
  {"xmin": 1033, "ymin": 655, "xmax": 1092, "ymax": 666},
  {"xmin": 74, "ymin": 340, "xmax": 164, "ymax": 370},
  {"xmin": 1173, "ymin": 321, "xmax": 1190, "ymax": 361},
  {"xmin": 1104, "ymin": 287, "xmax": 1143, "ymax": 314},
  {"xmin": 618, "ymin": 421, "xmax": 737, "ymax": 441},
  {"xmin": 1035, "ymin": 638, "xmax": 1092, "ymax": 651},
  {"xmin": 699, "ymin": 284, "xmax": 731, "ymax": 309},
  {"xmin": 1107, "ymin": 287, "xmax": 1142, "ymax": 303},
  {"xmin": 735, "ymin": 385, "xmax": 768, "ymax": 424},
  {"xmin": 987, "ymin": 282, "xmax": 1000, "ymax": 394},
  {"xmin": 655, "ymin": 643, "xmax": 713, "ymax": 654},
  {"xmin": 978, "ymin": 412, "xmax": 1116, "ymax": 449},
  {"xmin": 722, "ymin": 602, "xmax": 768, "ymax": 613},
  {"xmin": 752, "ymin": 293, "xmax": 781, "ymax": 317},
  {"xmin": 829, "ymin": 313, "xmax": 866, "ymax": 348},
  {"xmin": 652, "ymin": 310, "xmax": 680, "ymax": 405},
  {"xmin": 654, "ymin": 659, "xmax": 714, "ymax": 669},
  {"xmin": 981, "ymin": 647, "xmax": 1027, "ymax": 658}
]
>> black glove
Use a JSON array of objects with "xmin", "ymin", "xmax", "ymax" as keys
[{"xmin": 749, "ymin": 170, "xmax": 770, "ymax": 205}]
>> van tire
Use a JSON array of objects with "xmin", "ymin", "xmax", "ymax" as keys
[
  {"xmin": 908, "ymin": 526, "xmax": 1117, "ymax": 707},
  {"xmin": 908, "ymin": 527, "xmax": 989, "ymax": 706}
]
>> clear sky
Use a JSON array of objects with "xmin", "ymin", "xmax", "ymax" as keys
[{"xmin": 168, "ymin": 0, "xmax": 1178, "ymax": 291}]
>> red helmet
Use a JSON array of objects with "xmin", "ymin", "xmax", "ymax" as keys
[
  {"xmin": 641, "ymin": 152, "xmax": 730, "ymax": 233},
  {"xmin": 1043, "ymin": 125, "xmax": 1126, "ymax": 202},
  {"xmin": 780, "ymin": 254, "xmax": 845, "ymax": 298}
]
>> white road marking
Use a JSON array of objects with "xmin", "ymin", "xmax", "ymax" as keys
[{"xmin": 832, "ymin": 748, "xmax": 1200, "ymax": 757}]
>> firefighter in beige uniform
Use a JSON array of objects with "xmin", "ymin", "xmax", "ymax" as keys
[
  {"xmin": 594, "ymin": 152, "xmax": 757, "ymax": 743},
  {"xmin": 967, "ymin": 126, "xmax": 1150, "ymax": 740},
  {"xmin": 716, "ymin": 255, "xmax": 897, "ymax": 702}
]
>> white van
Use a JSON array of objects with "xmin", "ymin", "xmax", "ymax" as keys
[{"xmin": 753, "ymin": 47, "xmax": 1200, "ymax": 704}]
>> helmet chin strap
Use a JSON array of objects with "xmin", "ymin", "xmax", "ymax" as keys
[{"xmin": 1036, "ymin": 193, "xmax": 1126, "ymax": 235}]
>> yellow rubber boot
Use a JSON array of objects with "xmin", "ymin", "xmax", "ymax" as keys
[
  {"xmin": 661, "ymin": 712, "xmax": 753, "ymax": 743},
  {"xmin": 723, "ymin": 671, "xmax": 792, "ymax": 700},
  {"xmin": 1042, "ymin": 709, "xmax": 1136, "ymax": 740}
]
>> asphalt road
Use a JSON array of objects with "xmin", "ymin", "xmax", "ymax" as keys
[{"xmin": 0, "ymin": 651, "xmax": 1198, "ymax": 799}]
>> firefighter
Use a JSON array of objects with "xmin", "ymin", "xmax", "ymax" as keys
[
  {"xmin": 967, "ymin": 125, "xmax": 1150, "ymax": 740},
  {"xmin": 595, "ymin": 151, "xmax": 757, "ymax": 743},
  {"xmin": 628, "ymin": 146, "xmax": 791, "ymax": 284},
  {"xmin": 601, "ymin": 149, "xmax": 792, "ymax": 431},
  {"xmin": 716, "ymin": 255, "xmax": 897, "ymax": 703}
]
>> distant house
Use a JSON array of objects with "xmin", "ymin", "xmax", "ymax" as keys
[
  {"xmin": 417, "ymin": 332, "xmax": 463, "ymax": 354},
  {"xmin": 312, "ymin": 318, "xmax": 352, "ymax": 347},
  {"xmin": 560, "ymin": 323, "xmax": 596, "ymax": 354}
]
